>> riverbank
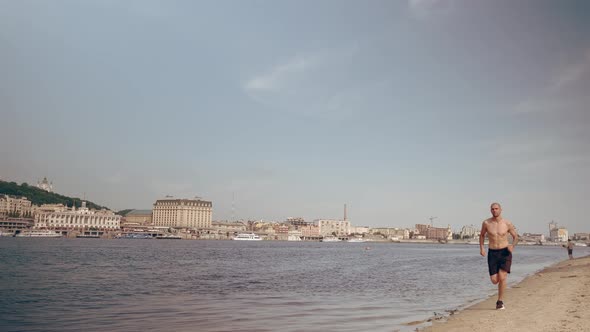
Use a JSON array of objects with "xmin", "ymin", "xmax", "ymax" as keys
[{"xmin": 422, "ymin": 255, "xmax": 590, "ymax": 332}]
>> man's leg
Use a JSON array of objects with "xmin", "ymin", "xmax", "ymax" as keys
[
  {"xmin": 497, "ymin": 269, "xmax": 508, "ymax": 301},
  {"xmin": 490, "ymin": 274, "xmax": 499, "ymax": 285}
]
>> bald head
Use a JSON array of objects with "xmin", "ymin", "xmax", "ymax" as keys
[{"xmin": 490, "ymin": 202, "xmax": 502, "ymax": 218}]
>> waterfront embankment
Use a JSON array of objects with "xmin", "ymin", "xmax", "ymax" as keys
[{"xmin": 423, "ymin": 255, "xmax": 590, "ymax": 332}]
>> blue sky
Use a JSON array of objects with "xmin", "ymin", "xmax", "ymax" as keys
[{"xmin": 1, "ymin": 0, "xmax": 589, "ymax": 234}]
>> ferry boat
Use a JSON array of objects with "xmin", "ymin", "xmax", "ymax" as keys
[
  {"xmin": 156, "ymin": 234, "xmax": 182, "ymax": 240},
  {"xmin": 76, "ymin": 234, "xmax": 101, "ymax": 238},
  {"xmin": 118, "ymin": 233, "xmax": 153, "ymax": 239},
  {"xmin": 347, "ymin": 237, "xmax": 366, "ymax": 243},
  {"xmin": 321, "ymin": 236, "xmax": 341, "ymax": 242},
  {"xmin": 15, "ymin": 230, "xmax": 62, "ymax": 238},
  {"xmin": 232, "ymin": 233, "xmax": 262, "ymax": 241}
]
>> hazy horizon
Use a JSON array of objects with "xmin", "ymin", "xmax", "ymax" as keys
[{"xmin": 1, "ymin": 1, "xmax": 589, "ymax": 234}]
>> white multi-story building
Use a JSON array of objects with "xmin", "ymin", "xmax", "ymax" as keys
[
  {"xmin": 315, "ymin": 219, "xmax": 350, "ymax": 236},
  {"xmin": 522, "ymin": 233, "xmax": 545, "ymax": 243},
  {"xmin": 370, "ymin": 227, "xmax": 410, "ymax": 239},
  {"xmin": 34, "ymin": 201, "xmax": 120, "ymax": 230},
  {"xmin": 350, "ymin": 226, "xmax": 370, "ymax": 235},
  {"xmin": 550, "ymin": 227, "xmax": 568, "ymax": 242},
  {"xmin": 152, "ymin": 198, "xmax": 212, "ymax": 229},
  {"xmin": 0, "ymin": 195, "xmax": 33, "ymax": 217},
  {"xmin": 460, "ymin": 225, "xmax": 479, "ymax": 239}
]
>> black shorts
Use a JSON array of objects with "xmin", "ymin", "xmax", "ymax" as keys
[
  {"xmin": 568, "ymin": 249, "xmax": 573, "ymax": 255},
  {"xmin": 488, "ymin": 247, "xmax": 512, "ymax": 276}
]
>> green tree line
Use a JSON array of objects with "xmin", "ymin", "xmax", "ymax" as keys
[{"xmin": 0, "ymin": 180, "xmax": 108, "ymax": 210}]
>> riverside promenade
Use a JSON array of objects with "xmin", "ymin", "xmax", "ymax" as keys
[{"xmin": 424, "ymin": 255, "xmax": 590, "ymax": 332}]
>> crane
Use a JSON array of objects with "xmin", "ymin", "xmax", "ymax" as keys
[{"xmin": 429, "ymin": 216, "xmax": 438, "ymax": 227}]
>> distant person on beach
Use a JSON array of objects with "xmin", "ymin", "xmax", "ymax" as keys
[
  {"xmin": 564, "ymin": 239, "xmax": 574, "ymax": 260},
  {"xmin": 479, "ymin": 202, "xmax": 519, "ymax": 310}
]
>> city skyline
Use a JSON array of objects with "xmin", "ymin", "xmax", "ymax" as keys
[{"xmin": 1, "ymin": 1, "xmax": 589, "ymax": 234}]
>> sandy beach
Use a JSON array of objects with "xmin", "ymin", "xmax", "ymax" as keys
[{"xmin": 423, "ymin": 255, "xmax": 590, "ymax": 332}]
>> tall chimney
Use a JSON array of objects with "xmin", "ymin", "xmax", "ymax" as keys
[{"xmin": 344, "ymin": 204, "xmax": 347, "ymax": 221}]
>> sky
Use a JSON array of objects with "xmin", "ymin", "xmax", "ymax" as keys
[{"xmin": 1, "ymin": 0, "xmax": 589, "ymax": 234}]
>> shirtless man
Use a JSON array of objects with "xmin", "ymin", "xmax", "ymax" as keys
[
  {"xmin": 566, "ymin": 239, "xmax": 574, "ymax": 260},
  {"xmin": 479, "ymin": 202, "xmax": 519, "ymax": 310}
]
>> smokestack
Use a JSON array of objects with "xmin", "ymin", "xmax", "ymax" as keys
[{"xmin": 344, "ymin": 204, "xmax": 347, "ymax": 221}]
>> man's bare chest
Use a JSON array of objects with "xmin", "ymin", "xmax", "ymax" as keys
[{"xmin": 487, "ymin": 222, "xmax": 508, "ymax": 236}]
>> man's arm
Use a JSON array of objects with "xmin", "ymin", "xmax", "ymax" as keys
[
  {"xmin": 508, "ymin": 221, "xmax": 518, "ymax": 252},
  {"xmin": 479, "ymin": 221, "xmax": 487, "ymax": 257}
]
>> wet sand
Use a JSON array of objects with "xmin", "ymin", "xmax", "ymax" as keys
[{"xmin": 423, "ymin": 255, "xmax": 590, "ymax": 332}]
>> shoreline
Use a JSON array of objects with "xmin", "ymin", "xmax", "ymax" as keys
[{"xmin": 418, "ymin": 254, "xmax": 590, "ymax": 331}]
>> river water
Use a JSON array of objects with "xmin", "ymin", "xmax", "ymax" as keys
[{"xmin": 1, "ymin": 238, "xmax": 585, "ymax": 331}]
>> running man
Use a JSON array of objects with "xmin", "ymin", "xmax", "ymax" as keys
[
  {"xmin": 479, "ymin": 202, "xmax": 519, "ymax": 310},
  {"xmin": 566, "ymin": 239, "xmax": 575, "ymax": 260}
]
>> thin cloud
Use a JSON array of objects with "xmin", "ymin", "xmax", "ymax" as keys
[
  {"xmin": 244, "ymin": 54, "xmax": 317, "ymax": 93},
  {"xmin": 487, "ymin": 133, "xmax": 590, "ymax": 176},
  {"xmin": 513, "ymin": 48, "xmax": 590, "ymax": 114},
  {"xmin": 512, "ymin": 98, "xmax": 572, "ymax": 114},
  {"xmin": 551, "ymin": 48, "xmax": 590, "ymax": 91}
]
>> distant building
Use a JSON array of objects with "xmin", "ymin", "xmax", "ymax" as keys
[
  {"xmin": 36, "ymin": 203, "xmax": 68, "ymax": 213},
  {"xmin": 415, "ymin": 224, "xmax": 430, "ymax": 235},
  {"xmin": 459, "ymin": 225, "xmax": 479, "ymax": 239},
  {"xmin": 0, "ymin": 218, "xmax": 34, "ymax": 232},
  {"xmin": 414, "ymin": 223, "xmax": 452, "ymax": 240},
  {"xmin": 426, "ymin": 225, "xmax": 452, "ymax": 240},
  {"xmin": 370, "ymin": 227, "xmax": 409, "ymax": 239},
  {"xmin": 124, "ymin": 209, "xmax": 153, "ymax": 226},
  {"xmin": 273, "ymin": 224, "xmax": 290, "ymax": 234},
  {"xmin": 522, "ymin": 233, "xmax": 545, "ymax": 243},
  {"xmin": 350, "ymin": 226, "xmax": 369, "ymax": 235},
  {"xmin": 299, "ymin": 224, "xmax": 320, "ymax": 238},
  {"xmin": 0, "ymin": 195, "xmax": 33, "ymax": 217},
  {"xmin": 573, "ymin": 233, "xmax": 589, "ymax": 241},
  {"xmin": 315, "ymin": 219, "xmax": 350, "ymax": 236},
  {"xmin": 152, "ymin": 198, "xmax": 212, "ymax": 229},
  {"xmin": 286, "ymin": 217, "xmax": 310, "ymax": 227},
  {"xmin": 34, "ymin": 201, "xmax": 120, "ymax": 231},
  {"xmin": 36, "ymin": 177, "xmax": 53, "ymax": 192},
  {"xmin": 288, "ymin": 230, "xmax": 303, "ymax": 241},
  {"xmin": 549, "ymin": 223, "xmax": 568, "ymax": 242},
  {"xmin": 212, "ymin": 221, "xmax": 247, "ymax": 234}
]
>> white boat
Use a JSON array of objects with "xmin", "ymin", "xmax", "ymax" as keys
[
  {"xmin": 76, "ymin": 234, "xmax": 101, "ymax": 238},
  {"xmin": 156, "ymin": 234, "xmax": 182, "ymax": 240},
  {"xmin": 321, "ymin": 236, "xmax": 341, "ymax": 242},
  {"xmin": 15, "ymin": 230, "xmax": 62, "ymax": 238},
  {"xmin": 347, "ymin": 237, "xmax": 366, "ymax": 243},
  {"xmin": 232, "ymin": 233, "xmax": 262, "ymax": 241}
]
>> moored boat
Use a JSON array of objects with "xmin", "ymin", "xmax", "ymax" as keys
[
  {"xmin": 232, "ymin": 233, "xmax": 262, "ymax": 241},
  {"xmin": 118, "ymin": 233, "xmax": 153, "ymax": 239},
  {"xmin": 15, "ymin": 230, "xmax": 62, "ymax": 238},
  {"xmin": 321, "ymin": 236, "xmax": 341, "ymax": 242},
  {"xmin": 347, "ymin": 237, "xmax": 366, "ymax": 243},
  {"xmin": 156, "ymin": 234, "xmax": 182, "ymax": 239},
  {"xmin": 76, "ymin": 234, "xmax": 101, "ymax": 238}
]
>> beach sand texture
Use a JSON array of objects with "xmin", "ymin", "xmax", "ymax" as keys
[{"xmin": 425, "ymin": 255, "xmax": 590, "ymax": 332}]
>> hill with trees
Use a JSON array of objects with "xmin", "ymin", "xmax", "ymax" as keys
[{"xmin": 0, "ymin": 180, "xmax": 108, "ymax": 210}]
